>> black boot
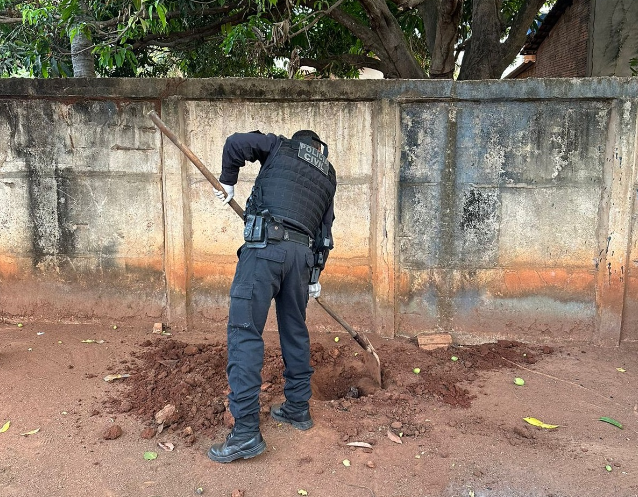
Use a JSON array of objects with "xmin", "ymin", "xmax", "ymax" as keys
[
  {"xmin": 207, "ymin": 414, "xmax": 266, "ymax": 463},
  {"xmin": 270, "ymin": 401, "xmax": 313, "ymax": 431}
]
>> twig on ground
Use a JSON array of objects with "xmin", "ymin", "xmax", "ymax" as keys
[
  {"xmin": 500, "ymin": 357, "xmax": 627, "ymax": 410},
  {"xmin": 345, "ymin": 483, "xmax": 375, "ymax": 496}
]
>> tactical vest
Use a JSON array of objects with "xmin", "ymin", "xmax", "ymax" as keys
[{"xmin": 247, "ymin": 137, "xmax": 337, "ymax": 235}]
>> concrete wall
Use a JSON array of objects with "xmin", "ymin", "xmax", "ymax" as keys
[
  {"xmin": 590, "ymin": 0, "xmax": 638, "ymax": 77},
  {"xmin": 1, "ymin": 77, "xmax": 637, "ymax": 346}
]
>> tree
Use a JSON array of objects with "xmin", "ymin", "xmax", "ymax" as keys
[{"xmin": 0, "ymin": 0, "xmax": 552, "ymax": 80}]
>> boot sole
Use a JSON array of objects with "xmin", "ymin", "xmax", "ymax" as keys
[
  {"xmin": 207, "ymin": 440, "xmax": 267, "ymax": 463},
  {"xmin": 270, "ymin": 411, "xmax": 314, "ymax": 431}
]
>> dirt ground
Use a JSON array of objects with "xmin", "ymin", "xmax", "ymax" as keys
[{"xmin": 1, "ymin": 313, "xmax": 638, "ymax": 497}]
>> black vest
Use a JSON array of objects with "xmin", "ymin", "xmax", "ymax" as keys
[{"xmin": 248, "ymin": 138, "xmax": 336, "ymax": 235}]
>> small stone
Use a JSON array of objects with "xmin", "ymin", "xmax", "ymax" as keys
[
  {"xmin": 184, "ymin": 345, "xmax": 199, "ymax": 356},
  {"xmin": 231, "ymin": 489, "xmax": 245, "ymax": 497},
  {"xmin": 102, "ymin": 425, "xmax": 123, "ymax": 440},
  {"xmin": 181, "ymin": 426, "xmax": 194, "ymax": 437},
  {"xmin": 391, "ymin": 421, "xmax": 403, "ymax": 430},
  {"xmin": 140, "ymin": 427, "xmax": 156, "ymax": 440},
  {"xmin": 152, "ymin": 322, "xmax": 164, "ymax": 334},
  {"xmin": 119, "ymin": 400, "xmax": 133, "ymax": 413},
  {"xmin": 154, "ymin": 404, "xmax": 177, "ymax": 425},
  {"xmin": 366, "ymin": 460, "xmax": 376, "ymax": 468}
]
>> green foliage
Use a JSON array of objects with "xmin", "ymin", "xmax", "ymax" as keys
[
  {"xmin": 631, "ymin": 58, "xmax": 638, "ymax": 76},
  {"xmin": 0, "ymin": 0, "xmax": 556, "ymax": 79}
]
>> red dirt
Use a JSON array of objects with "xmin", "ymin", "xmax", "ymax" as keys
[{"xmin": 1, "ymin": 320, "xmax": 638, "ymax": 497}]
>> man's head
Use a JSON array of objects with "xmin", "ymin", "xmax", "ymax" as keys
[{"xmin": 292, "ymin": 130, "xmax": 328, "ymax": 157}]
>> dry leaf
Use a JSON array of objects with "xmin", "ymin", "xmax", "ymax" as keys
[
  {"xmin": 387, "ymin": 429, "xmax": 403, "ymax": 444},
  {"xmin": 103, "ymin": 374, "xmax": 130, "ymax": 382},
  {"xmin": 0, "ymin": 421, "xmax": 10, "ymax": 433},
  {"xmin": 342, "ymin": 459, "xmax": 351, "ymax": 467},
  {"xmin": 523, "ymin": 417, "xmax": 559, "ymax": 429},
  {"xmin": 158, "ymin": 441, "xmax": 175, "ymax": 451},
  {"xmin": 616, "ymin": 368, "xmax": 626, "ymax": 372},
  {"xmin": 20, "ymin": 428, "xmax": 40, "ymax": 436},
  {"xmin": 346, "ymin": 442, "xmax": 373, "ymax": 449}
]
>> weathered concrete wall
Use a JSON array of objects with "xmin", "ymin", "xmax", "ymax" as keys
[
  {"xmin": 1, "ymin": 77, "xmax": 637, "ymax": 346},
  {"xmin": 590, "ymin": 0, "xmax": 638, "ymax": 77}
]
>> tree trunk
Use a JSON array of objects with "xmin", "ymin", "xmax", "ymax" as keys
[
  {"xmin": 418, "ymin": 0, "xmax": 463, "ymax": 79},
  {"xmin": 71, "ymin": 1, "xmax": 95, "ymax": 78},
  {"xmin": 357, "ymin": 0, "xmax": 426, "ymax": 78},
  {"xmin": 458, "ymin": 0, "xmax": 547, "ymax": 80},
  {"xmin": 71, "ymin": 29, "xmax": 95, "ymax": 78}
]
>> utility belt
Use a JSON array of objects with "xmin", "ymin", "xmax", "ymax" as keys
[{"xmin": 244, "ymin": 212, "xmax": 313, "ymax": 249}]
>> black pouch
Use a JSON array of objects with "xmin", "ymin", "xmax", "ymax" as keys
[{"xmin": 267, "ymin": 221, "xmax": 285, "ymax": 241}]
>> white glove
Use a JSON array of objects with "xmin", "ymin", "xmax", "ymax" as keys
[
  {"xmin": 213, "ymin": 183, "xmax": 234, "ymax": 205},
  {"xmin": 309, "ymin": 282, "xmax": 321, "ymax": 298}
]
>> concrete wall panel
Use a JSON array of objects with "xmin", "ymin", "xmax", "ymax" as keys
[{"xmin": 499, "ymin": 187, "xmax": 600, "ymax": 266}]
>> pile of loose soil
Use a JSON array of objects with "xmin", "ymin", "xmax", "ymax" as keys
[{"xmin": 104, "ymin": 335, "xmax": 552, "ymax": 446}]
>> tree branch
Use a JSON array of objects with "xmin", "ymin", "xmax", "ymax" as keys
[
  {"xmin": 298, "ymin": 53, "xmax": 385, "ymax": 73},
  {"xmin": 274, "ymin": 0, "xmax": 346, "ymax": 47},
  {"xmin": 498, "ymin": 0, "xmax": 546, "ymax": 63},
  {"xmin": 94, "ymin": 6, "xmax": 234, "ymax": 30},
  {"xmin": 326, "ymin": 7, "xmax": 388, "ymax": 61},
  {"xmin": 130, "ymin": 11, "xmax": 249, "ymax": 50},
  {"xmin": 0, "ymin": 16, "xmax": 22, "ymax": 24}
]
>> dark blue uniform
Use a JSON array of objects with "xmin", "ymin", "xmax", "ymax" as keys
[{"xmin": 220, "ymin": 132, "xmax": 336, "ymax": 425}]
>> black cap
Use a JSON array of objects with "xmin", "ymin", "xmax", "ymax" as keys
[
  {"xmin": 292, "ymin": 129, "xmax": 328, "ymax": 157},
  {"xmin": 292, "ymin": 129, "xmax": 321, "ymax": 145}
]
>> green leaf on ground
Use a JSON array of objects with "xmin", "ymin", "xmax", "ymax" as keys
[{"xmin": 599, "ymin": 417, "xmax": 623, "ymax": 429}]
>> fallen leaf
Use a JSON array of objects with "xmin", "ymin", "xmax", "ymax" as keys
[
  {"xmin": 0, "ymin": 421, "xmax": 10, "ymax": 433},
  {"xmin": 523, "ymin": 417, "xmax": 559, "ymax": 429},
  {"xmin": 81, "ymin": 339, "xmax": 105, "ymax": 344},
  {"xmin": 387, "ymin": 429, "xmax": 403, "ymax": 444},
  {"xmin": 605, "ymin": 465, "xmax": 613, "ymax": 472},
  {"xmin": 20, "ymin": 428, "xmax": 40, "ymax": 436},
  {"xmin": 298, "ymin": 490, "xmax": 308, "ymax": 496},
  {"xmin": 616, "ymin": 368, "xmax": 626, "ymax": 373},
  {"xmin": 599, "ymin": 417, "xmax": 623, "ymax": 429},
  {"xmin": 342, "ymin": 459, "xmax": 351, "ymax": 467},
  {"xmin": 346, "ymin": 442, "xmax": 373, "ymax": 449},
  {"xmin": 103, "ymin": 374, "xmax": 131, "ymax": 382},
  {"xmin": 143, "ymin": 451, "xmax": 158, "ymax": 460},
  {"xmin": 158, "ymin": 441, "xmax": 174, "ymax": 451}
]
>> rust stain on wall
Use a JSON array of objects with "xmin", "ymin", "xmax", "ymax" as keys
[
  {"xmin": 501, "ymin": 269, "xmax": 595, "ymax": 296},
  {"xmin": 0, "ymin": 256, "xmax": 19, "ymax": 278}
]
